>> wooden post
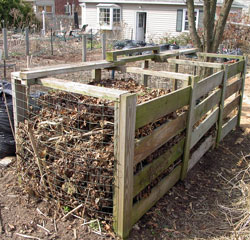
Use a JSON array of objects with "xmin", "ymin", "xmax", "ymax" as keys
[
  {"xmin": 101, "ymin": 32, "xmax": 106, "ymax": 60},
  {"xmin": 11, "ymin": 73, "xmax": 28, "ymax": 135},
  {"xmin": 91, "ymin": 69, "xmax": 101, "ymax": 81},
  {"xmin": 50, "ymin": 28, "xmax": 54, "ymax": 56},
  {"xmin": 181, "ymin": 76, "xmax": 199, "ymax": 180},
  {"xmin": 172, "ymin": 56, "xmax": 179, "ymax": 90},
  {"xmin": 25, "ymin": 27, "xmax": 29, "ymax": 56},
  {"xmin": 141, "ymin": 60, "xmax": 149, "ymax": 87},
  {"xmin": 82, "ymin": 34, "xmax": 87, "ymax": 62},
  {"xmin": 237, "ymin": 55, "xmax": 248, "ymax": 127},
  {"xmin": 3, "ymin": 28, "xmax": 8, "ymax": 59},
  {"xmin": 219, "ymin": 44, "xmax": 224, "ymax": 63},
  {"xmin": 113, "ymin": 93, "xmax": 137, "ymax": 239},
  {"xmin": 216, "ymin": 65, "xmax": 228, "ymax": 146}
]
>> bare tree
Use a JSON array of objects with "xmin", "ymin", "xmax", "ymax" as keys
[{"xmin": 187, "ymin": 0, "xmax": 234, "ymax": 52}]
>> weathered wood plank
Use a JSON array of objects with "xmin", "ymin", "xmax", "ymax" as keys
[
  {"xmin": 141, "ymin": 60, "xmax": 149, "ymax": 86},
  {"xmin": 223, "ymin": 95, "xmax": 240, "ymax": 119},
  {"xmin": 193, "ymin": 89, "xmax": 221, "ymax": 125},
  {"xmin": 220, "ymin": 115, "xmax": 238, "ymax": 141},
  {"xmin": 106, "ymin": 46, "xmax": 160, "ymax": 62},
  {"xmin": 195, "ymin": 70, "xmax": 224, "ymax": 100},
  {"xmin": 197, "ymin": 52, "xmax": 244, "ymax": 60},
  {"xmin": 134, "ymin": 113, "xmax": 187, "ymax": 166},
  {"xmin": 136, "ymin": 86, "xmax": 190, "ymax": 129},
  {"xmin": 191, "ymin": 107, "xmax": 219, "ymax": 149},
  {"xmin": 127, "ymin": 67, "xmax": 192, "ymax": 81},
  {"xmin": 188, "ymin": 135, "xmax": 214, "ymax": 172},
  {"xmin": 20, "ymin": 60, "xmax": 123, "ymax": 80},
  {"xmin": 119, "ymin": 54, "xmax": 155, "ymax": 63},
  {"xmin": 115, "ymin": 93, "xmax": 137, "ymax": 239},
  {"xmin": 227, "ymin": 60, "xmax": 245, "ymax": 79},
  {"xmin": 225, "ymin": 79, "xmax": 242, "ymax": 99},
  {"xmin": 132, "ymin": 165, "xmax": 181, "ymax": 226},
  {"xmin": 36, "ymin": 77, "xmax": 127, "ymax": 100},
  {"xmin": 167, "ymin": 58, "xmax": 223, "ymax": 69},
  {"xmin": 133, "ymin": 139, "xmax": 184, "ymax": 197}
]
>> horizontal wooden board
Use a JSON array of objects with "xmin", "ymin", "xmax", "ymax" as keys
[
  {"xmin": 197, "ymin": 52, "xmax": 244, "ymax": 60},
  {"xmin": 220, "ymin": 115, "xmax": 238, "ymax": 141},
  {"xmin": 106, "ymin": 46, "xmax": 160, "ymax": 62},
  {"xmin": 188, "ymin": 135, "xmax": 214, "ymax": 172},
  {"xmin": 136, "ymin": 86, "xmax": 190, "ymax": 129},
  {"xmin": 127, "ymin": 67, "xmax": 192, "ymax": 81},
  {"xmin": 227, "ymin": 60, "xmax": 245, "ymax": 79},
  {"xmin": 132, "ymin": 165, "xmax": 181, "ymax": 226},
  {"xmin": 225, "ymin": 79, "xmax": 242, "ymax": 99},
  {"xmin": 193, "ymin": 89, "xmax": 221, "ymax": 124},
  {"xmin": 133, "ymin": 139, "xmax": 184, "ymax": 197},
  {"xmin": 223, "ymin": 95, "xmax": 240, "ymax": 119},
  {"xmin": 167, "ymin": 58, "xmax": 223, "ymax": 69},
  {"xmin": 36, "ymin": 77, "xmax": 127, "ymax": 100},
  {"xmin": 20, "ymin": 60, "xmax": 122, "ymax": 80},
  {"xmin": 119, "ymin": 54, "xmax": 155, "ymax": 63},
  {"xmin": 195, "ymin": 71, "xmax": 224, "ymax": 99},
  {"xmin": 134, "ymin": 113, "xmax": 187, "ymax": 165},
  {"xmin": 191, "ymin": 107, "xmax": 219, "ymax": 149}
]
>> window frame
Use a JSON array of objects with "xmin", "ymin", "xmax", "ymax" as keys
[
  {"xmin": 97, "ymin": 4, "xmax": 121, "ymax": 30},
  {"xmin": 182, "ymin": 9, "xmax": 199, "ymax": 32}
]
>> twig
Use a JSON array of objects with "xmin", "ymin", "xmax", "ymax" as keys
[
  {"xmin": 0, "ymin": 205, "xmax": 4, "ymax": 234},
  {"xmin": 53, "ymin": 217, "xmax": 57, "ymax": 233},
  {"xmin": 61, "ymin": 203, "xmax": 83, "ymax": 220},
  {"xmin": 37, "ymin": 224, "xmax": 51, "ymax": 234},
  {"xmin": 73, "ymin": 228, "xmax": 77, "ymax": 239},
  {"xmin": 36, "ymin": 208, "xmax": 47, "ymax": 218},
  {"xmin": 15, "ymin": 233, "xmax": 41, "ymax": 240},
  {"xmin": 81, "ymin": 188, "xmax": 90, "ymax": 218}
]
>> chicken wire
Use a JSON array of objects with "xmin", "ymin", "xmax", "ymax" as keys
[{"xmin": 14, "ymin": 82, "xmax": 116, "ymax": 222}]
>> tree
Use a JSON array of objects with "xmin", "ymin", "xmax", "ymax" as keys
[
  {"xmin": 0, "ymin": 0, "xmax": 38, "ymax": 29},
  {"xmin": 187, "ymin": 0, "xmax": 235, "ymax": 53}
]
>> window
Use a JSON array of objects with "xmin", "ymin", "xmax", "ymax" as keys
[
  {"xmin": 176, "ymin": 9, "xmax": 203, "ymax": 32},
  {"xmin": 46, "ymin": 6, "xmax": 52, "ymax": 13},
  {"xmin": 37, "ymin": 5, "xmax": 53, "ymax": 14},
  {"xmin": 97, "ymin": 4, "xmax": 121, "ymax": 30}
]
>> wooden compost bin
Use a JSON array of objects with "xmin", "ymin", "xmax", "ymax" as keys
[{"xmin": 11, "ymin": 47, "xmax": 247, "ymax": 239}]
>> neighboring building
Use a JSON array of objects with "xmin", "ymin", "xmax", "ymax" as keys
[
  {"xmin": 79, "ymin": 0, "xmax": 244, "ymax": 42},
  {"xmin": 25, "ymin": 0, "xmax": 55, "ymax": 16},
  {"xmin": 54, "ymin": 0, "xmax": 80, "ymax": 15}
]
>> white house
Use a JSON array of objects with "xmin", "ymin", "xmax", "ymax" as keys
[{"xmin": 79, "ymin": 0, "xmax": 244, "ymax": 42}]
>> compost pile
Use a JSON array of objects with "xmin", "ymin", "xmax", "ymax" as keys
[{"xmin": 17, "ymin": 79, "xmax": 176, "ymax": 222}]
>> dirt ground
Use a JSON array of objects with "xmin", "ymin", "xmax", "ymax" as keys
[{"xmin": 0, "ymin": 48, "xmax": 250, "ymax": 240}]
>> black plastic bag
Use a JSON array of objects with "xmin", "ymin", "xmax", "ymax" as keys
[{"xmin": 0, "ymin": 81, "xmax": 16, "ymax": 159}]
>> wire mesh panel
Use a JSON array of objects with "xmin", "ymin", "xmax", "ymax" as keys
[{"xmin": 14, "ymin": 82, "xmax": 117, "ymax": 222}]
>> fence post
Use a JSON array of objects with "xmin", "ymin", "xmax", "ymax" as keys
[
  {"xmin": 181, "ymin": 75, "xmax": 199, "ymax": 180},
  {"xmin": 3, "ymin": 28, "xmax": 8, "ymax": 59},
  {"xmin": 91, "ymin": 69, "xmax": 101, "ymax": 81},
  {"xmin": 216, "ymin": 65, "xmax": 228, "ymax": 146},
  {"xmin": 141, "ymin": 60, "xmax": 149, "ymax": 87},
  {"xmin": 82, "ymin": 34, "xmax": 87, "ymax": 62},
  {"xmin": 50, "ymin": 28, "xmax": 54, "ymax": 56},
  {"xmin": 90, "ymin": 29, "xmax": 93, "ymax": 50},
  {"xmin": 25, "ymin": 27, "xmax": 30, "ymax": 68},
  {"xmin": 172, "ymin": 56, "xmax": 179, "ymax": 90},
  {"xmin": 113, "ymin": 93, "xmax": 136, "ymax": 239},
  {"xmin": 101, "ymin": 32, "xmax": 106, "ymax": 60},
  {"xmin": 237, "ymin": 56, "xmax": 248, "ymax": 127}
]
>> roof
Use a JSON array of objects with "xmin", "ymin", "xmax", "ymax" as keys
[{"xmin": 79, "ymin": 0, "xmax": 244, "ymax": 8}]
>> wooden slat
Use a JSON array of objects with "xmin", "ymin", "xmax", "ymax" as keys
[
  {"xmin": 119, "ymin": 54, "xmax": 155, "ymax": 63},
  {"xmin": 134, "ymin": 112, "xmax": 187, "ymax": 166},
  {"xmin": 20, "ymin": 60, "xmax": 122, "ymax": 80},
  {"xmin": 188, "ymin": 135, "xmax": 214, "ymax": 172},
  {"xmin": 133, "ymin": 139, "xmax": 184, "ymax": 197},
  {"xmin": 227, "ymin": 60, "xmax": 244, "ymax": 79},
  {"xmin": 190, "ymin": 108, "xmax": 219, "ymax": 149},
  {"xmin": 127, "ymin": 67, "xmax": 192, "ymax": 81},
  {"xmin": 197, "ymin": 52, "xmax": 244, "ymax": 60},
  {"xmin": 115, "ymin": 93, "xmax": 137, "ymax": 239},
  {"xmin": 195, "ymin": 70, "xmax": 224, "ymax": 99},
  {"xmin": 132, "ymin": 165, "xmax": 181, "ymax": 226},
  {"xmin": 106, "ymin": 46, "xmax": 160, "ymax": 62},
  {"xmin": 225, "ymin": 79, "xmax": 242, "ymax": 99},
  {"xmin": 220, "ymin": 115, "xmax": 238, "ymax": 141},
  {"xmin": 167, "ymin": 58, "xmax": 223, "ymax": 69},
  {"xmin": 223, "ymin": 95, "xmax": 240, "ymax": 119},
  {"xmin": 36, "ymin": 77, "xmax": 127, "ymax": 100},
  {"xmin": 193, "ymin": 89, "xmax": 221, "ymax": 124},
  {"xmin": 136, "ymin": 86, "xmax": 190, "ymax": 129}
]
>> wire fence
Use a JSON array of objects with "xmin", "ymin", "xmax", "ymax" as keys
[{"xmin": 14, "ymin": 82, "xmax": 116, "ymax": 222}]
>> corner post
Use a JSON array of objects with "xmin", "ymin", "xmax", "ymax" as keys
[
  {"xmin": 91, "ymin": 69, "xmax": 102, "ymax": 81},
  {"xmin": 237, "ymin": 55, "xmax": 248, "ymax": 127},
  {"xmin": 181, "ymin": 75, "xmax": 199, "ymax": 180},
  {"xmin": 141, "ymin": 60, "xmax": 149, "ymax": 86},
  {"xmin": 172, "ymin": 55, "xmax": 179, "ymax": 91},
  {"xmin": 216, "ymin": 65, "xmax": 228, "ymax": 146},
  {"xmin": 113, "ymin": 93, "xmax": 137, "ymax": 239}
]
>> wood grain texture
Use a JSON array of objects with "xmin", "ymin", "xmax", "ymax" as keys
[
  {"xmin": 227, "ymin": 60, "xmax": 244, "ymax": 79},
  {"xmin": 134, "ymin": 112, "xmax": 187, "ymax": 166},
  {"xmin": 223, "ymin": 95, "xmax": 240, "ymax": 119},
  {"xmin": 225, "ymin": 79, "xmax": 242, "ymax": 99},
  {"xmin": 220, "ymin": 115, "xmax": 238, "ymax": 141},
  {"xmin": 136, "ymin": 86, "xmax": 190, "ymax": 129},
  {"xmin": 197, "ymin": 52, "xmax": 244, "ymax": 60}
]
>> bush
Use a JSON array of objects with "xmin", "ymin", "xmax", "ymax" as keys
[{"xmin": 160, "ymin": 32, "xmax": 192, "ymax": 46}]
